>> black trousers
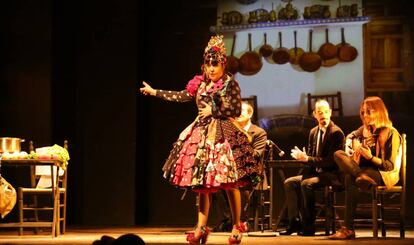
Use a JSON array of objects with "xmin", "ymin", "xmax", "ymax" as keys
[
  {"xmin": 284, "ymin": 171, "xmax": 341, "ymax": 226},
  {"xmin": 334, "ymin": 150, "xmax": 382, "ymax": 229}
]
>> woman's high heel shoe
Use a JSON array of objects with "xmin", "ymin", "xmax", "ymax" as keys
[
  {"xmin": 228, "ymin": 225, "xmax": 245, "ymax": 244},
  {"xmin": 186, "ymin": 226, "xmax": 210, "ymax": 244}
]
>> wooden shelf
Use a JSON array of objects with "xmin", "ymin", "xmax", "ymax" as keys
[{"xmin": 210, "ymin": 16, "xmax": 370, "ymax": 33}]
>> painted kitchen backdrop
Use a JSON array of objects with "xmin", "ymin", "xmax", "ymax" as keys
[{"xmin": 213, "ymin": 0, "xmax": 364, "ymax": 117}]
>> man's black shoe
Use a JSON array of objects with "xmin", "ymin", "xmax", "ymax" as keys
[
  {"xmin": 279, "ymin": 218, "xmax": 302, "ymax": 235},
  {"xmin": 298, "ymin": 226, "xmax": 315, "ymax": 236}
]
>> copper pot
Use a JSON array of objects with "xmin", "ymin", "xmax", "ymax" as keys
[
  {"xmin": 226, "ymin": 34, "xmax": 239, "ymax": 75},
  {"xmin": 289, "ymin": 30, "xmax": 304, "ymax": 65},
  {"xmin": 272, "ymin": 32, "xmax": 290, "ymax": 65},
  {"xmin": 259, "ymin": 33, "xmax": 273, "ymax": 58},
  {"xmin": 337, "ymin": 27, "xmax": 358, "ymax": 62},
  {"xmin": 239, "ymin": 33, "xmax": 262, "ymax": 76},
  {"xmin": 321, "ymin": 57, "xmax": 339, "ymax": 67},
  {"xmin": 0, "ymin": 137, "xmax": 25, "ymax": 153},
  {"xmin": 299, "ymin": 30, "xmax": 322, "ymax": 72},
  {"xmin": 318, "ymin": 28, "xmax": 337, "ymax": 60}
]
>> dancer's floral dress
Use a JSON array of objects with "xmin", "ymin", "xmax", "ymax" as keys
[{"xmin": 157, "ymin": 74, "xmax": 262, "ymax": 192}]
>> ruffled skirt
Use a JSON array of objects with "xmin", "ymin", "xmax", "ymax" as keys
[{"xmin": 162, "ymin": 118, "xmax": 261, "ymax": 192}]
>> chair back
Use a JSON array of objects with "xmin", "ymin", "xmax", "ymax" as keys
[
  {"xmin": 372, "ymin": 133, "xmax": 406, "ymax": 238},
  {"xmin": 307, "ymin": 91, "xmax": 343, "ymax": 117},
  {"xmin": 382, "ymin": 133, "xmax": 406, "ymax": 189},
  {"xmin": 401, "ymin": 133, "xmax": 406, "ymax": 207}
]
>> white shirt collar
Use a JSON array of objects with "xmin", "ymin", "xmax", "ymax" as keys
[
  {"xmin": 319, "ymin": 125, "xmax": 328, "ymax": 134},
  {"xmin": 244, "ymin": 121, "xmax": 252, "ymax": 132}
]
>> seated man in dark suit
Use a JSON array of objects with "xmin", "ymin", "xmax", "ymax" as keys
[
  {"xmin": 213, "ymin": 101, "xmax": 267, "ymax": 232},
  {"xmin": 280, "ymin": 99, "xmax": 345, "ymax": 236}
]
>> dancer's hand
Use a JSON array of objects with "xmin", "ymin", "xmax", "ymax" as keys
[
  {"xmin": 198, "ymin": 101, "xmax": 212, "ymax": 119},
  {"xmin": 140, "ymin": 81, "xmax": 156, "ymax": 96},
  {"xmin": 290, "ymin": 146, "xmax": 309, "ymax": 162}
]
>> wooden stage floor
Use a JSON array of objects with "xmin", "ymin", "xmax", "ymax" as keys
[{"xmin": 0, "ymin": 226, "xmax": 413, "ymax": 244}]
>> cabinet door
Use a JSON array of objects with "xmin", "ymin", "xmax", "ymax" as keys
[{"xmin": 364, "ymin": 18, "xmax": 413, "ymax": 91}]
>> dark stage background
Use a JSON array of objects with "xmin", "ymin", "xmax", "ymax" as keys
[
  {"xmin": 0, "ymin": 0, "xmax": 215, "ymax": 227},
  {"xmin": 0, "ymin": 0, "xmax": 413, "ymax": 228}
]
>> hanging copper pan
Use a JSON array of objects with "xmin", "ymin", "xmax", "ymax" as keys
[
  {"xmin": 226, "ymin": 34, "xmax": 239, "ymax": 75},
  {"xmin": 272, "ymin": 32, "xmax": 290, "ymax": 65},
  {"xmin": 259, "ymin": 32, "xmax": 273, "ymax": 58},
  {"xmin": 239, "ymin": 33, "xmax": 262, "ymax": 76},
  {"xmin": 321, "ymin": 56, "xmax": 339, "ymax": 67},
  {"xmin": 289, "ymin": 30, "xmax": 304, "ymax": 65},
  {"xmin": 337, "ymin": 27, "xmax": 358, "ymax": 62},
  {"xmin": 318, "ymin": 28, "xmax": 338, "ymax": 60},
  {"xmin": 299, "ymin": 30, "xmax": 322, "ymax": 72},
  {"xmin": 320, "ymin": 28, "xmax": 339, "ymax": 67}
]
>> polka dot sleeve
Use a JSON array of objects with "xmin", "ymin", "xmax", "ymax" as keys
[
  {"xmin": 155, "ymin": 89, "xmax": 194, "ymax": 102},
  {"xmin": 211, "ymin": 80, "xmax": 242, "ymax": 118}
]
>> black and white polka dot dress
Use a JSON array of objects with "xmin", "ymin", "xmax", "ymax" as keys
[{"xmin": 156, "ymin": 74, "xmax": 262, "ymax": 192}]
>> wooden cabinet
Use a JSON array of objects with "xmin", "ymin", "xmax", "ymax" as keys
[
  {"xmin": 363, "ymin": 0, "xmax": 413, "ymax": 92},
  {"xmin": 364, "ymin": 17, "xmax": 413, "ymax": 91},
  {"xmin": 363, "ymin": 0, "xmax": 414, "ymax": 113}
]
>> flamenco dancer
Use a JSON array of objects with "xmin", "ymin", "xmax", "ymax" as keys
[{"xmin": 140, "ymin": 35, "xmax": 262, "ymax": 244}]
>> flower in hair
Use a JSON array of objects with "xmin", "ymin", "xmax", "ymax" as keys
[{"xmin": 212, "ymin": 46, "xmax": 221, "ymax": 52}]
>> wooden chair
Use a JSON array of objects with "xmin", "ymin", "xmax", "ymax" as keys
[
  {"xmin": 370, "ymin": 133, "xmax": 406, "ymax": 238},
  {"xmin": 242, "ymin": 95, "xmax": 258, "ymax": 123},
  {"xmin": 18, "ymin": 140, "xmax": 69, "ymax": 236},
  {"xmin": 313, "ymin": 185, "xmax": 341, "ymax": 235},
  {"xmin": 307, "ymin": 91, "xmax": 343, "ymax": 117},
  {"xmin": 248, "ymin": 145, "xmax": 273, "ymax": 233}
]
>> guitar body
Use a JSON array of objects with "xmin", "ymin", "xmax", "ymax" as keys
[{"xmin": 348, "ymin": 128, "xmax": 377, "ymax": 164}]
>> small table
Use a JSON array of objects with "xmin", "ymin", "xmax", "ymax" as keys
[
  {"xmin": 0, "ymin": 159, "xmax": 62, "ymax": 237},
  {"xmin": 267, "ymin": 160, "xmax": 307, "ymax": 231}
]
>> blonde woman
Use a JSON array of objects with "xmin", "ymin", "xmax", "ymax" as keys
[{"xmin": 329, "ymin": 96, "xmax": 401, "ymax": 239}]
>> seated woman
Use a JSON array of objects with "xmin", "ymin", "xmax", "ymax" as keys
[{"xmin": 329, "ymin": 96, "xmax": 402, "ymax": 239}]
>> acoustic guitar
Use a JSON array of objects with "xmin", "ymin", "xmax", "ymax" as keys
[{"xmin": 348, "ymin": 134, "xmax": 377, "ymax": 164}]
